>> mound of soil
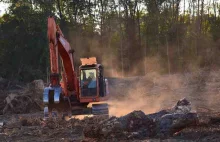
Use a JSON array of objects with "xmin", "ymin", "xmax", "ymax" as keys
[{"xmin": 84, "ymin": 99, "xmax": 198, "ymax": 140}]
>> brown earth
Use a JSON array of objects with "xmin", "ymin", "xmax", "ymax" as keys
[{"xmin": 0, "ymin": 69, "xmax": 220, "ymax": 141}]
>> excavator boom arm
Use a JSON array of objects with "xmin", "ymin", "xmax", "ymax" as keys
[{"xmin": 47, "ymin": 16, "xmax": 78, "ymax": 94}]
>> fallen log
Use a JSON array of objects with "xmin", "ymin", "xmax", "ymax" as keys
[{"xmin": 156, "ymin": 112, "xmax": 198, "ymax": 137}]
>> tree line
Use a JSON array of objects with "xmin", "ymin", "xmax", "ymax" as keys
[{"xmin": 0, "ymin": 0, "xmax": 220, "ymax": 82}]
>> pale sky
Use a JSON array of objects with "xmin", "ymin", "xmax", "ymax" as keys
[
  {"xmin": 179, "ymin": 0, "xmax": 220, "ymax": 14},
  {"xmin": 0, "ymin": 2, "xmax": 9, "ymax": 16}
]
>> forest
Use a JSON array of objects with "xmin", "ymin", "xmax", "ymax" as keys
[{"xmin": 0, "ymin": 0, "xmax": 220, "ymax": 82}]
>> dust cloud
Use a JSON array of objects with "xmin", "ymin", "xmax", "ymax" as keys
[
  {"xmin": 67, "ymin": 31, "xmax": 220, "ymax": 117},
  {"xmin": 107, "ymin": 69, "xmax": 220, "ymax": 117},
  {"xmin": 106, "ymin": 55, "xmax": 177, "ymax": 117}
]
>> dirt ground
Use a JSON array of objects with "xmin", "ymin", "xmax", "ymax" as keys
[{"xmin": 0, "ymin": 69, "xmax": 220, "ymax": 142}]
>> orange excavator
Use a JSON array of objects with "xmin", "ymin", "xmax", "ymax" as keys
[{"xmin": 43, "ymin": 16, "xmax": 109, "ymax": 118}]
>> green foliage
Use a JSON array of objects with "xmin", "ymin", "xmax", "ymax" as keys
[
  {"xmin": 1, "ymin": 0, "xmax": 220, "ymax": 81},
  {"xmin": 0, "ymin": 1, "xmax": 49, "ymax": 81}
]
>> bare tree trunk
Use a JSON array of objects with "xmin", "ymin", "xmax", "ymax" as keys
[
  {"xmin": 172, "ymin": 0, "xmax": 175, "ymax": 21},
  {"xmin": 137, "ymin": 5, "xmax": 141, "ymax": 47},
  {"xmin": 67, "ymin": 4, "xmax": 73, "ymax": 24},
  {"xmin": 197, "ymin": 0, "xmax": 200, "ymax": 33},
  {"xmin": 195, "ymin": 0, "xmax": 200, "ymax": 56},
  {"xmin": 144, "ymin": 13, "xmax": 148, "ymax": 75},
  {"xmin": 56, "ymin": 0, "xmax": 63, "ymax": 21},
  {"xmin": 184, "ymin": 0, "xmax": 185, "ymax": 16},
  {"xmin": 177, "ymin": 25, "xmax": 180, "ymax": 57},
  {"xmin": 192, "ymin": 1, "xmax": 195, "ymax": 21},
  {"xmin": 119, "ymin": 1, "xmax": 124, "ymax": 77},
  {"xmin": 166, "ymin": 36, "xmax": 171, "ymax": 75},
  {"xmin": 213, "ymin": 0, "xmax": 217, "ymax": 20},
  {"xmin": 200, "ymin": 0, "xmax": 204, "ymax": 34},
  {"xmin": 188, "ymin": 1, "xmax": 191, "ymax": 24},
  {"xmin": 144, "ymin": 37, "xmax": 147, "ymax": 75},
  {"xmin": 100, "ymin": 0, "xmax": 104, "ymax": 58},
  {"xmin": 176, "ymin": 0, "xmax": 181, "ymax": 58}
]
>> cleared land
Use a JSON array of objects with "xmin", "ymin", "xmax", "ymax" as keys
[{"xmin": 0, "ymin": 69, "xmax": 220, "ymax": 141}]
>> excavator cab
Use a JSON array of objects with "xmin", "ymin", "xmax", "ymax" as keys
[
  {"xmin": 78, "ymin": 58, "xmax": 109, "ymax": 115},
  {"xmin": 79, "ymin": 57, "xmax": 108, "ymax": 101},
  {"xmin": 80, "ymin": 68, "xmax": 97, "ymax": 97}
]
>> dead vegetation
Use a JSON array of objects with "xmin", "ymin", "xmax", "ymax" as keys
[
  {"xmin": 0, "ymin": 99, "xmax": 219, "ymax": 142},
  {"xmin": 2, "ymin": 80, "xmax": 44, "ymax": 115},
  {"xmin": 0, "ymin": 98, "xmax": 212, "ymax": 142}
]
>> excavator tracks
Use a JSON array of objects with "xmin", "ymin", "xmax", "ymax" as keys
[
  {"xmin": 44, "ymin": 103, "xmax": 109, "ymax": 119},
  {"xmin": 43, "ymin": 90, "xmax": 109, "ymax": 119}
]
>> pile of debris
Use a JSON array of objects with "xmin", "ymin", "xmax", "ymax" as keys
[
  {"xmin": 0, "ymin": 98, "xmax": 211, "ymax": 141},
  {"xmin": 2, "ymin": 80, "xmax": 44, "ymax": 115},
  {"xmin": 84, "ymin": 98, "xmax": 198, "ymax": 140},
  {"xmin": 0, "ymin": 115, "xmax": 85, "ymax": 141}
]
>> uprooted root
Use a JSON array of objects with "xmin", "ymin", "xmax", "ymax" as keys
[
  {"xmin": 2, "ymin": 80, "xmax": 44, "ymax": 114},
  {"xmin": 3, "ymin": 94, "xmax": 42, "ymax": 114}
]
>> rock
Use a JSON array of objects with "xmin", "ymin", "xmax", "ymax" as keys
[
  {"xmin": 84, "ymin": 111, "xmax": 156, "ymax": 139},
  {"xmin": 147, "ymin": 110, "xmax": 169, "ymax": 121},
  {"xmin": 100, "ymin": 117, "xmax": 123, "ymax": 135},
  {"xmin": 118, "ymin": 110, "xmax": 155, "ymax": 136},
  {"xmin": 157, "ymin": 112, "xmax": 198, "ymax": 137},
  {"xmin": 153, "ymin": 98, "xmax": 198, "ymax": 137},
  {"xmin": 171, "ymin": 98, "xmax": 192, "ymax": 114},
  {"xmin": 84, "ymin": 99, "xmax": 199, "ymax": 140}
]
